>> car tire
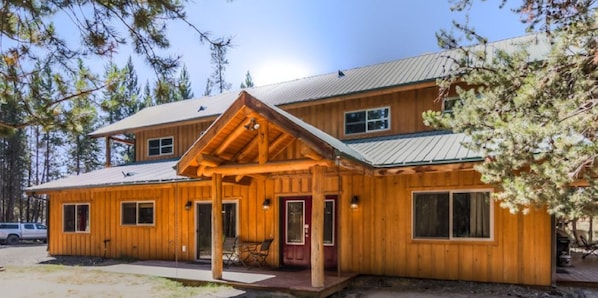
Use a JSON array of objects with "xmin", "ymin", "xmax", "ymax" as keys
[{"xmin": 6, "ymin": 235, "xmax": 19, "ymax": 245}]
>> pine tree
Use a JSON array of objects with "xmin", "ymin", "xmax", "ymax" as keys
[
  {"xmin": 203, "ymin": 78, "xmax": 214, "ymax": 96},
  {"xmin": 65, "ymin": 60, "xmax": 102, "ymax": 175},
  {"xmin": 209, "ymin": 41, "xmax": 232, "ymax": 94},
  {"xmin": 423, "ymin": 0, "xmax": 598, "ymax": 218},
  {"xmin": 0, "ymin": 0, "xmax": 231, "ymax": 134},
  {"xmin": 177, "ymin": 65, "xmax": 194, "ymax": 100},
  {"xmin": 101, "ymin": 58, "xmax": 141, "ymax": 164},
  {"xmin": 240, "ymin": 71, "xmax": 255, "ymax": 89},
  {"xmin": 0, "ymin": 77, "xmax": 27, "ymax": 222},
  {"xmin": 154, "ymin": 75, "xmax": 177, "ymax": 105},
  {"xmin": 141, "ymin": 82, "xmax": 155, "ymax": 109}
]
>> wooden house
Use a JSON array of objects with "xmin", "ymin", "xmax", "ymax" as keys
[{"xmin": 28, "ymin": 35, "xmax": 556, "ymax": 287}]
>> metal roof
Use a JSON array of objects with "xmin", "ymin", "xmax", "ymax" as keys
[
  {"xmin": 27, "ymin": 159, "xmax": 193, "ymax": 192},
  {"xmin": 346, "ymin": 131, "xmax": 482, "ymax": 167},
  {"xmin": 30, "ymin": 131, "xmax": 482, "ymax": 192},
  {"xmin": 91, "ymin": 34, "xmax": 550, "ymax": 137}
]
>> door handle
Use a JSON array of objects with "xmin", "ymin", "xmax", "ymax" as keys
[{"xmin": 304, "ymin": 224, "xmax": 309, "ymax": 238}]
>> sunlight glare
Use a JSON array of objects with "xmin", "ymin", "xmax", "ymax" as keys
[{"xmin": 253, "ymin": 60, "xmax": 312, "ymax": 86}]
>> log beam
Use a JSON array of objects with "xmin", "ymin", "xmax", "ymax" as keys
[
  {"xmin": 257, "ymin": 120, "xmax": 269, "ymax": 164},
  {"xmin": 374, "ymin": 161, "xmax": 479, "ymax": 176},
  {"xmin": 301, "ymin": 145, "xmax": 323, "ymax": 161},
  {"xmin": 215, "ymin": 120, "xmax": 249, "ymax": 155},
  {"xmin": 109, "ymin": 136, "xmax": 134, "ymax": 146},
  {"xmin": 197, "ymin": 154, "xmax": 224, "ymax": 167},
  {"xmin": 105, "ymin": 137, "xmax": 111, "ymax": 168},
  {"xmin": 311, "ymin": 165, "xmax": 325, "ymax": 288},
  {"xmin": 202, "ymin": 159, "xmax": 333, "ymax": 177},
  {"xmin": 211, "ymin": 173, "xmax": 224, "ymax": 280}
]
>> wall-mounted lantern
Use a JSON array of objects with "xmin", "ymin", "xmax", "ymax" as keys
[
  {"xmin": 262, "ymin": 198, "xmax": 271, "ymax": 210},
  {"xmin": 185, "ymin": 201, "xmax": 192, "ymax": 211},
  {"xmin": 350, "ymin": 196, "xmax": 359, "ymax": 209}
]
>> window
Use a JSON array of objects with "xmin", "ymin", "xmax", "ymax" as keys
[
  {"xmin": 442, "ymin": 97, "xmax": 461, "ymax": 114},
  {"xmin": 413, "ymin": 191, "xmax": 491, "ymax": 240},
  {"xmin": 345, "ymin": 107, "xmax": 390, "ymax": 135},
  {"xmin": 147, "ymin": 137, "xmax": 173, "ymax": 156},
  {"xmin": 122, "ymin": 201, "xmax": 155, "ymax": 225},
  {"xmin": 63, "ymin": 204, "xmax": 90, "ymax": 233},
  {"xmin": 323, "ymin": 200, "xmax": 335, "ymax": 245},
  {"xmin": 23, "ymin": 224, "xmax": 34, "ymax": 229}
]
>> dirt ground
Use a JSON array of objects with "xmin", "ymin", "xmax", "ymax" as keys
[{"xmin": 1, "ymin": 243, "xmax": 598, "ymax": 297}]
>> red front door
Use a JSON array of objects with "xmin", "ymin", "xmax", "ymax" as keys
[{"xmin": 281, "ymin": 196, "xmax": 337, "ymax": 269}]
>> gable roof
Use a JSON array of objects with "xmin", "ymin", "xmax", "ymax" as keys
[
  {"xmin": 90, "ymin": 34, "xmax": 550, "ymax": 137},
  {"xmin": 176, "ymin": 91, "xmax": 369, "ymax": 178}
]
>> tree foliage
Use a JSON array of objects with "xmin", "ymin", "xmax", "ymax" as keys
[
  {"xmin": 208, "ymin": 40, "xmax": 232, "ymax": 95},
  {"xmin": 177, "ymin": 65, "xmax": 194, "ymax": 100},
  {"xmin": 0, "ymin": 0, "xmax": 230, "ymax": 134},
  {"xmin": 240, "ymin": 70, "xmax": 254, "ymax": 89},
  {"xmin": 424, "ymin": 0, "xmax": 598, "ymax": 218}
]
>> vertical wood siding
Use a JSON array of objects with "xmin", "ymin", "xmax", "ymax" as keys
[
  {"xmin": 133, "ymin": 88, "xmax": 443, "ymax": 162},
  {"xmin": 47, "ymin": 169, "xmax": 551, "ymax": 286}
]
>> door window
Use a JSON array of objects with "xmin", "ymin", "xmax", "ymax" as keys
[{"xmin": 286, "ymin": 201, "xmax": 305, "ymax": 245}]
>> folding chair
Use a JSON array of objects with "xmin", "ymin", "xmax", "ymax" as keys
[
  {"xmin": 247, "ymin": 238, "xmax": 274, "ymax": 268},
  {"xmin": 222, "ymin": 237, "xmax": 238, "ymax": 266},
  {"xmin": 573, "ymin": 230, "xmax": 598, "ymax": 259}
]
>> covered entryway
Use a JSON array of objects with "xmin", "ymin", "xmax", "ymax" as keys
[
  {"xmin": 176, "ymin": 91, "xmax": 369, "ymax": 287},
  {"xmin": 281, "ymin": 195, "xmax": 337, "ymax": 269}
]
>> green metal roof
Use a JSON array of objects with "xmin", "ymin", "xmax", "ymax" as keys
[{"xmin": 91, "ymin": 34, "xmax": 550, "ymax": 137}]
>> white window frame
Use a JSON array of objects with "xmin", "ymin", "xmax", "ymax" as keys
[
  {"xmin": 63, "ymin": 203, "xmax": 91, "ymax": 233},
  {"xmin": 285, "ymin": 200, "xmax": 306, "ymax": 246},
  {"xmin": 411, "ymin": 189, "xmax": 494, "ymax": 241},
  {"xmin": 442, "ymin": 97, "xmax": 461, "ymax": 114},
  {"xmin": 147, "ymin": 136, "xmax": 174, "ymax": 157},
  {"xmin": 344, "ymin": 106, "xmax": 390, "ymax": 135},
  {"xmin": 121, "ymin": 201, "xmax": 155, "ymax": 226}
]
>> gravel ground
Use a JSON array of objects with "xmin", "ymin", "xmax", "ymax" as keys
[{"xmin": 2, "ymin": 243, "xmax": 598, "ymax": 297}]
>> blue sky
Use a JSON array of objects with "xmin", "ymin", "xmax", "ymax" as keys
[{"xmin": 109, "ymin": 0, "xmax": 530, "ymax": 95}]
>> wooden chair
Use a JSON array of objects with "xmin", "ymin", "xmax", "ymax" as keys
[
  {"xmin": 247, "ymin": 238, "xmax": 274, "ymax": 268},
  {"xmin": 573, "ymin": 230, "xmax": 598, "ymax": 259},
  {"xmin": 222, "ymin": 237, "xmax": 238, "ymax": 266}
]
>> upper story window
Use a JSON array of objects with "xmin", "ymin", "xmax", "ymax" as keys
[
  {"xmin": 344, "ymin": 107, "xmax": 390, "ymax": 135},
  {"xmin": 122, "ymin": 201, "xmax": 155, "ymax": 226},
  {"xmin": 63, "ymin": 203, "xmax": 90, "ymax": 233},
  {"xmin": 442, "ymin": 97, "xmax": 461, "ymax": 114},
  {"xmin": 148, "ymin": 137, "xmax": 173, "ymax": 157},
  {"xmin": 413, "ymin": 190, "xmax": 492, "ymax": 240}
]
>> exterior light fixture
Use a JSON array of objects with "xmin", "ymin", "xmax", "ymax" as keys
[
  {"xmin": 350, "ymin": 196, "xmax": 359, "ymax": 209},
  {"xmin": 262, "ymin": 198, "xmax": 271, "ymax": 210},
  {"xmin": 185, "ymin": 201, "xmax": 192, "ymax": 211},
  {"xmin": 244, "ymin": 118, "xmax": 260, "ymax": 131}
]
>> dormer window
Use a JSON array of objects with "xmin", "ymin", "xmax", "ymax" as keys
[
  {"xmin": 148, "ymin": 137, "xmax": 173, "ymax": 157},
  {"xmin": 345, "ymin": 107, "xmax": 390, "ymax": 135}
]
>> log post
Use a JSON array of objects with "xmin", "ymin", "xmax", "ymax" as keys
[
  {"xmin": 311, "ymin": 165, "xmax": 325, "ymax": 287},
  {"xmin": 257, "ymin": 120, "xmax": 269, "ymax": 164},
  {"xmin": 212, "ymin": 173, "xmax": 223, "ymax": 279},
  {"xmin": 105, "ymin": 137, "xmax": 111, "ymax": 168}
]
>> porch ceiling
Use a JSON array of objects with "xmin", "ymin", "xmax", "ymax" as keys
[{"xmin": 177, "ymin": 91, "xmax": 369, "ymax": 179}]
